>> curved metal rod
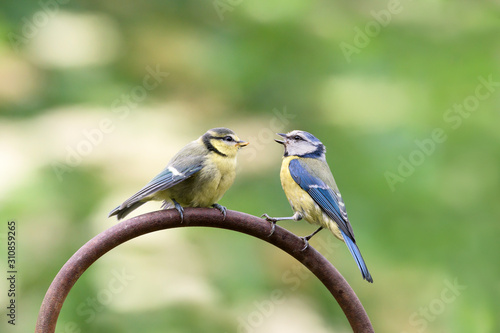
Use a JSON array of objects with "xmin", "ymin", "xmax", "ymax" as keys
[{"xmin": 35, "ymin": 208, "xmax": 374, "ymax": 332}]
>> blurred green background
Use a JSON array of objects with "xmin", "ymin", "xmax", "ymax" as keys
[{"xmin": 1, "ymin": 0, "xmax": 499, "ymax": 332}]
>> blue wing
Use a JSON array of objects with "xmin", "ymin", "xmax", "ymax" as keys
[
  {"xmin": 109, "ymin": 160, "xmax": 203, "ymax": 219},
  {"xmin": 289, "ymin": 159, "xmax": 373, "ymax": 282},
  {"xmin": 123, "ymin": 163, "xmax": 202, "ymax": 204},
  {"xmin": 288, "ymin": 159, "xmax": 354, "ymax": 240}
]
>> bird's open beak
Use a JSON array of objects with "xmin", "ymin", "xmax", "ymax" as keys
[
  {"xmin": 236, "ymin": 141, "xmax": 249, "ymax": 148},
  {"xmin": 275, "ymin": 133, "xmax": 286, "ymax": 145}
]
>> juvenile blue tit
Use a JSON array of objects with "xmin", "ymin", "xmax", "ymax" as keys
[
  {"xmin": 263, "ymin": 130, "xmax": 373, "ymax": 283},
  {"xmin": 109, "ymin": 127, "xmax": 249, "ymax": 220}
]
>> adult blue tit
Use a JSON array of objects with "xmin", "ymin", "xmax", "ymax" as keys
[
  {"xmin": 263, "ymin": 130, "xmax": 373, "ymax": 283},
  {"xmin": 109, "ymin": 127, "xmax": 249, "ymax": 220}
]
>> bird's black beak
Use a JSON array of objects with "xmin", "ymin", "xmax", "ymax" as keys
[{"xmin": 275, "ymin": 133, "xmax": 286, "ymax": 145}]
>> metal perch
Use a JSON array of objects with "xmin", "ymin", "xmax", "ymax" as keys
[{"xmin": 35, "ymin": 208, "xmax": 374, "ymax": 332}]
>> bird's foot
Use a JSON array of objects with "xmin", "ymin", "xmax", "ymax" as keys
[
  {"xmin": 261, "ymin": 214, "xmax": 278, "ymax": 237},
  {"xmin": 261, "ymin": 213, "xmax": 279, "ymax": 222},
  {"xmin": 300, "ymin": 237, "xmax": 310, "ymax": 251},
  {"xmin": 212, "ymin": 203, "xmax": 227, "ymax": 220},
  {"xmin": 299, "ymin": 227, "xmax": 322, "ymax": 250},
  {"xmin": 172, "ymin": 200, "xmax": 184, "ymax": 223}
]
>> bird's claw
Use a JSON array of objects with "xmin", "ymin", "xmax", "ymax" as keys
[
  {"xmin": 268, "ymin": 221, "xmax": 277, "ymax": 237},
  {"xmin": 212, "ymin": 203, "xmax": 227, "ymax": 220},
  {"xmin": 300, "ymin": 237, "xmax": 310, "ymax": 251},
  {"xmin": 261, "ymin": 214, "xmax": 277, "ymax": 237},
  {"xmin": 261, "ymin": 213, "xmax": 278, "ymax": 222},
  {"xmin": 175, "ymin": 206, "xmax": 184, "ymax": 223},
  {"xmin": 172, "ymin": 200, "xmax": 184, "ymax": 223},
  {"xmin": 299, "ymin": 227, "xmax": 322, "ymax": 250}
]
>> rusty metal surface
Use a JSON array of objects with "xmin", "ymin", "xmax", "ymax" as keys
[{"xmin": 35, "ymin": 208, "xmax": 374, "ymax": 332}]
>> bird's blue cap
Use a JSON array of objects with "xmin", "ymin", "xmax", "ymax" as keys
[
  {"xmin": 277, "ymin": 131, "xmax": 323, "ymax": 144},
  {"xmin": 301, "ymin": 131, "xmax": 322, "ymax": 143}
]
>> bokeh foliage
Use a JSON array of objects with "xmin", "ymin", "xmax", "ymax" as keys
[{"xmin": 1, "ymin": 0, "xmax": 499, "ymax": 332}]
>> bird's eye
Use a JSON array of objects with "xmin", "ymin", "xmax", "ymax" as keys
[
  {"xmin": 293, "ymin": 135, "xmax": 302, "ymax": 141},
  {"xmin": 223, "ymin": 136, "xmax": 234, "ymax": 142}
]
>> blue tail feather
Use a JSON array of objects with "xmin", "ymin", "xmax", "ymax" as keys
[
  {"xmin": 108, "ymin": 201, "xmax": 146, "ymax": 220},
  {"xmin": 340, "ymin": 230, "xmax": 373, "ymax": 283}
]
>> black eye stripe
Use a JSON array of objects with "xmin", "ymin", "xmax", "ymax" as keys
[{"xmin": 203, "ymin": 135, "xmax": 228, "ymax": 157}]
